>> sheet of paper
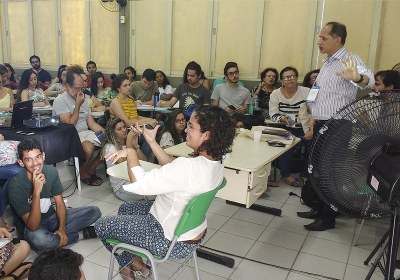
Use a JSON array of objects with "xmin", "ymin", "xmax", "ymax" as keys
[{"xmin": 0, "ymin": 237, "xmax": 11, "ymax": 248}]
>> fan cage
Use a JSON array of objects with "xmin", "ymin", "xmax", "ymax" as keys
[{"xmin": 309, "ymin": 91, "xmax": 400, "ymax": 218}]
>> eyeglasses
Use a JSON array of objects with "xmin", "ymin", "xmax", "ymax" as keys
[
  {"xmin": 227, "ymin": 71, "xmax": 239, "ymax": 77},
  {"xmin": 282, "ymin": 75, "xmax": 297, "ymax": 81},
  {"xmin": 175, "ymin": 118, "xmax": 186, "ymax": 123}
]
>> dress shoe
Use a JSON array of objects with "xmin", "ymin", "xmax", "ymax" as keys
[
  {"xmin": 304, "ymin": 219, "xmax": 335, "ymax": 231},
  {"xmin": 297, "ymin": 208, "xmax": 319, "ymax": 219}
]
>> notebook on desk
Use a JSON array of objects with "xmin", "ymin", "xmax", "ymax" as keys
[{"xmin": 0, "ymin": 100, "xmax": 33, "ymax": 129}]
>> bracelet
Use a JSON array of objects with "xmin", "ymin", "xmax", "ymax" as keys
[{"xmin": 355, "ymin": 74, "xmax": 364, "ymax": 83}]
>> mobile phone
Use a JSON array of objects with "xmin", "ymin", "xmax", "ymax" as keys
[
  {"xmin": 228, "ymin": 105, "xmax": 236, "ymax": 110},
  {"xmin": 267, "ymin": 141, "xmax": 286, "ymax": 147}
]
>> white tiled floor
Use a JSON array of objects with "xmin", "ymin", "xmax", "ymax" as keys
[{"xmin": 4, "ymin": 162, "xmax": 390, "ymax": 280}]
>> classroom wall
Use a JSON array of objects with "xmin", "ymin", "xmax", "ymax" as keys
[{"xmin": 1, "ymin": 0, "xmax": 399, "ymax": 84}]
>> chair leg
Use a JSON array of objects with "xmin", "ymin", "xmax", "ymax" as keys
[
  {"xmin": 353, "ymin": 217, "xmax": 365, "ymax": 246},
  {"xmin": 108, "ymin": 246, "xmax": 118, "ymax": 280},
  {"xmin": 192, "ymin": 250, "xmax": 201, "ymax": 280}
]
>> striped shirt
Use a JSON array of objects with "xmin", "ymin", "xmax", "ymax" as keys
[
  {"xmin": 312, "ymin": 47, "xmax": 374, "ymax": 120},
  {"xmin": 269, "ymin": 86, "xmax": 310, "ymax": 123}
]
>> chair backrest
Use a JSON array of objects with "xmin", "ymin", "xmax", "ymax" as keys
[{"xmin": 174, "ymin": 177, "xmax": 226, "ymax": 237}]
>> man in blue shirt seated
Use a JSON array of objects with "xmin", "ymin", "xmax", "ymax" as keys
[
  {"xmin": 8, "ymin": 139, "xmax": 102, "ymax": 253},
  {"xmin": 30, "ymin": 55, "xmax": 52, "ymax": 88}
]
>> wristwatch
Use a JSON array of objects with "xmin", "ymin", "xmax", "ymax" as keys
[{"xmin": 355, "ymin": 74, "xmax": 364, "ymax": 83}]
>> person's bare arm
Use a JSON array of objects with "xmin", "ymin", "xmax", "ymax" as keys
[
  {"xmin": 20, "ymin": 169, "xmax": 45, "ymax": 231},
  {"xmin": 87, "ymin": 114, "xmax": 105, "ymax": 133},
  {"xmin": 211, "ymin": 99, "xmax": 219, "ymax": 107},
  {"xmin": 159, "ymin": 97, "xmax": 178, "ymax": 108},
  {"xmin": 58, "ymin": 92, "xmax": 84, "ymax": 126}
]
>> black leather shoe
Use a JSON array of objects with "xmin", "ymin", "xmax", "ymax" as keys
[
  {"xmin": 297, "ymin": 209, "xmax": 319, "ymax": 219},
  {"xmin": 304, "ymin": 219, "xmax": 335, "ymax": 231}
]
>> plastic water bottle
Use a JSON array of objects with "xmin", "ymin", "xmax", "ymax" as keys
[{"xmin": 153, "ymin": 92, "xmax": 159, "ymax": 107}]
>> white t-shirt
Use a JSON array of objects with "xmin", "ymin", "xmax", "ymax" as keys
[
  {"xmin": 124, "ymin": 156, "xmax": 224, "ymax": 241},
  {"xmin": 52, "ymin": 92, "xmax": 91, "ymax": 132},
  {"xmin": 158, "ymin": 85, "xmax": 173, "ymax": 96}
]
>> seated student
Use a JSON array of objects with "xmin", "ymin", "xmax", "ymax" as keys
[
  {"xmin": 159, "ymin": 109, "xmax": 186, "ymax": 149},
  {"xmin": 95, "ymin": 106, "xmax": 235, "ymax": 279},
  {"xmin": 0, "ymin": 65, "xmax": 15, "ymax": 112},
  {"xmin": 109, "ymin": 74, "xmax": 158, "ymax": 160},
  {"xmin": 29, "ymin": 248, "xmax": 86, "ymax": 280},
  {"xmin": 0, "ymin": 227, "xmax": 31, "ymax": 279},
  {"xmin": 183, "ymin": 61, "xmax": 210, "ymax": 91},
  {"xmin": 124, "ymin": 66, "xmax": 137, "ymax": 83},
  {"xmin": 102, "ymin": 118, "xmax": 148, "ymax": 202},
  {"xmin": 156, "ymin": 70, "xmax": 173, "ymax": 102},
  {"xmin": 252, "ymin": 67, "xmax": 279, "ymax": 118},
  {"xmin": 0, "ymin": 134, "xmax": 24, "ymax": 233},
  {"xmin": 269, "ymin": 66, "xmax": 312, "ymax": 187},
  {"xmin": 109, "ymin": 74, "xmax": 157, "ymax": 128},
  {"xmin": 130, "ymin": 68, "xmax": 158, "ymax": 106},
  {"xmin": 87, "ymin": 72, "xmax": 109, "ymax": 112},
  {"xmin": 211, "ymin": 62, "xmax": 252, "ymax": 115},
  {"xmin": 52, "ymin": 65, "xmax": 105, "ymax": 186},
  {"xmin": 158, "ymin": 62, "xmax": 210, "ymax": 112},
  {"xmin": 302, "ymin": 69, "xmax": 320, "ymax": 88},
  {"xmin": 45, "ymin": 66, "xmax": 67, "ymax": 96},
  {"xmin": 372, "ymin": 70, "xmax": 400, "ymax": 92},
  {"xmin": 8, "ymin": 139, "xmax": 102, "ymax": 253},
  {"xmin": 16, "ymin": 69, "xmax": 50, "ymax": 107},
  {"xmin": 3, "ymin": 63, "xmax": 18, "ymax": 90},
  {"xmin": 30, "ymin": 55, "xmax": 52, "ymax": 88},
  {"xmin": 86, "ymin": 60, "xmax": 111, "ymax": 88}
]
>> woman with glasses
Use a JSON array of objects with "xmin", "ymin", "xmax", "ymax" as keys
[
  {"xmin": 102, "ymin": 118, "xmax": 148, "ymax": 202},
  {"xmin": 159, "ymin": 109, "xmax": 187, "ymax": 149},
  {"xmin": 269, "ymin": 66, "xmax": 311, "ymax": 187},
  {"xmin": 16, "ymin": 69, "xmax": 49, "ymax": 107}
]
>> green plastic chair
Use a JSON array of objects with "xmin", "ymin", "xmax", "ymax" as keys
[{"xmin": 106, "ymin": 177, "xmax": 227, "ymax": 280}]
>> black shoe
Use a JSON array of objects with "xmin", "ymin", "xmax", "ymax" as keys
[
  {"xmin": 396, "ymin": 260, "xmax": 400, "ymax": 269},
  {"xmin": 297, "ymin": 209, "xmax": 319, "ymax": 219},
  {"xmin": 82, "ymin": 226, "xmax": 97, "ymax": 239},
  {"xmin": 304, "ymin": 219, "xmax": 335, "ymax": 231}
]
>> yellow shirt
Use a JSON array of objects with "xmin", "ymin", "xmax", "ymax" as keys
[
  {"xmin": 0, "ymin": 92, "xmax": 11, "ymax": 109},
  {"xmin": 112, "ymin": 95, "xmax": 138, "ymax": 120}
]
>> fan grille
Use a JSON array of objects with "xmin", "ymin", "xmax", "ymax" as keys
[{"xmin": 309, "ymin": 91, "xmax": 400, "ymax": 218}]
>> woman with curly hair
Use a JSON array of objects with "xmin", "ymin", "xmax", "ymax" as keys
[
  {"xmin": 102, "ymin": 118, "xmax": 146, "ymax": 202},
  {"xmin": 95, "ymin": 105, "xmax": 235, "ymax": 279},
  {"xmin": 159, "ymin": 109, "xmax": 186, "ymax": 149}
]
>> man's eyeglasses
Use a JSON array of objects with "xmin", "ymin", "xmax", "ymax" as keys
[
  {"xmin": 227, "ymin": 71, "xmax": 239, "ymax": 77},
  {"xmin": 282, "ymin": 75, "xmax": 297, "ymax": 81},
  {"xmin": 175, "ymin": 118, "xmax": 186, "ymax": 124}
]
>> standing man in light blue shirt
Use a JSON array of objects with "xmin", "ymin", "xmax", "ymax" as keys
[{"xmin": 297, "ymin": 22, "xmax": 374, "ymax": 231}]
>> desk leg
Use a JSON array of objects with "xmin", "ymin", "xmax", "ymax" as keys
[
  {"xmin": 225, "ymin": 201, "xmax": 282, "ymax": 216},
  {"xmin": 74, "ymin": 157, "xmax": 81, "ymax": 191}
]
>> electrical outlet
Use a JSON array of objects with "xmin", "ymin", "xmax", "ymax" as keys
[{"xmin": 120, "ymin": 15, "xmax": 126, "ymax": 24}]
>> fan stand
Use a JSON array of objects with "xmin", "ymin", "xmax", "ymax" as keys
[{"xmin": 364, "ymin": 202, "xmax": 400, "ymax": 280}]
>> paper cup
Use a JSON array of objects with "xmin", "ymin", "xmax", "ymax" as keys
[{"xmin": 253, "ymin": 131, "xmax": 262, "ymax": 142}]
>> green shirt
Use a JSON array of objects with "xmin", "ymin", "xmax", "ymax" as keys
[{"xmin": 8, "ymin": 165, "xmax": 63, "ymax": 219}]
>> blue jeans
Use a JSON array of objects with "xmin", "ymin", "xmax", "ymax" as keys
[
  {"xmin": 24, "ymin": 206, "xmax": 101, "ymax": 253},
  {"xmin": 279, "ymin": 127, "xmax": 311, "ymax": 178},
  {"xmin": 0, "ymin": 164, "xmax": 24, "ymax": 216}
]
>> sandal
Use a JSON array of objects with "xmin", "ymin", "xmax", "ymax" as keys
[
  {"xmin": 81, "ymin": 175, "xmax": 103, "ymax": 186},
  {"xmin": 131, "ymin": 257, "xmax": 152, "ymax": 279},
  {"xmin": 284, "ymin": 177, "xmax": 304, "ymax": 187},
  {"xmin": 267, "ymin": 180, "xmax": 279, "ymax": 187},
  {"xmin": 7, "ymin": 262, "xmax": 32, "ymax": 279}
]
